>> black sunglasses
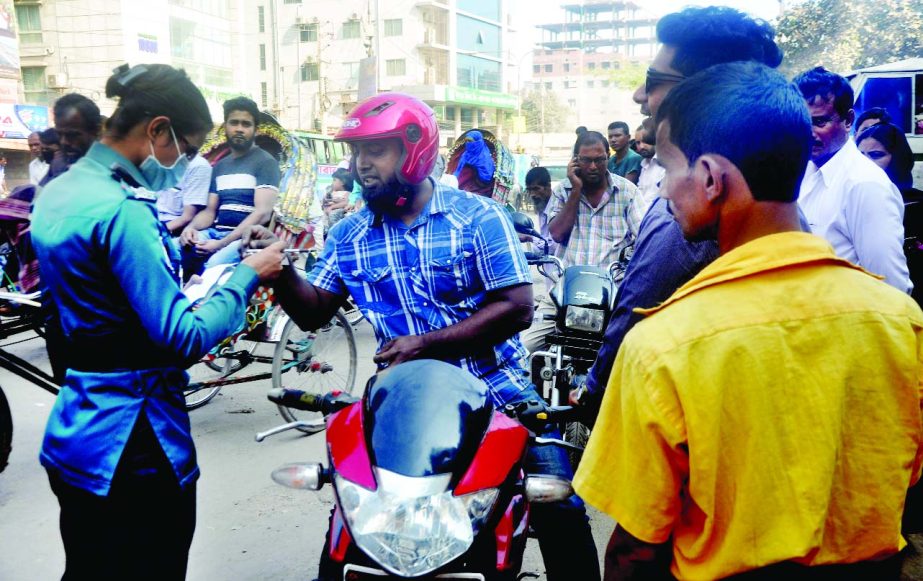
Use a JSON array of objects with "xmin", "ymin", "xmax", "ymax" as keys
[
  {"xmin": 645, "ymin": 68, "xmax": 686, "ymax": 94},
  {"xmin": 176, "ymin": 133, "xmax": 199, "ymax": 161}
]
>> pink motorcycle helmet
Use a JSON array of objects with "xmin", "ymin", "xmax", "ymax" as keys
[{"xmin": 335, "ymin": 92, "xmax": 439, "ymax": 185}]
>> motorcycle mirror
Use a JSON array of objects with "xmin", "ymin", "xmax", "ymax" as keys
[
  {"xmin": 271, "ymin": 462, "xmax": 327, "ymax": 491},
  {"xmin": 524, "ymin": 475, "xmax": 574, "ymax": 503},
  {"xmin": 509, "ymin": 211, "xmax": 539, "ymax": 236}
]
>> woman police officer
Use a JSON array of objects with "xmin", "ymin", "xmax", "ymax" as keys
[{"xmin": 31, "ymin": 64, "xmax": 284, "ymax": 579}]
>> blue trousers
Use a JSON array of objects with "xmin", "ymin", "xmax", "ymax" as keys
[{"xmin": 506, "ymin": 386, "xmax": 601, "ymax": 581}]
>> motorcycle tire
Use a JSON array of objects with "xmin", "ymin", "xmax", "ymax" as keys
[
  {"xmin": 564, "ymin": 420, "xmax": 590, "ymax": 472},
  {"xmin": 0, "ymin": 387, "xmax": 12, "ymax": 473}
]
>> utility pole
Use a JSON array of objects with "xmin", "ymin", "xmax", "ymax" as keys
[
  {"xmin": 296, "ymin": 6, "xmax": 302, "ymax": 129},
  {"xmin": 315, "ymin": 23, "xmax": 332, "ymax": 134},
  {"xmin": 269, "ymin": 0, "xmax": 281, "ymax": 116},
  {"xmin": 317, "ymin": 30, "xmax": 325, "ymax": 132}
]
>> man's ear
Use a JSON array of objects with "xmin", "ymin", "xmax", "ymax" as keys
[
  {"xmin": 844, "ymin": 108, "xmax": 856, "ymax": 130},
  {"xmin": 694, "ymin": 154, "xmax": 729, "ymax": 205}
]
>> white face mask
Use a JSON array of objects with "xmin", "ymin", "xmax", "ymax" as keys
[{"xmin": 139, "ymin": 125, "xmax": 189, "ymax": 191}]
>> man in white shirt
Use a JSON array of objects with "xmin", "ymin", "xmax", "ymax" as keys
[
  {"xmin": 795, "ymin": 66, "xmax": 911, "ymax": 292},
  {"xmin": 28, "ymin": 131, "xmax": 48, "ymax": 186},
  {"xmin": 635, "ymin": 121, "xmax": 664, "ymax": 212},
  {"xmin": 157, "ymin": 154, "xmax": 212, "ymax": 236}
]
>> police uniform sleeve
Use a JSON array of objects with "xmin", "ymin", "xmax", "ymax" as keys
[
  {"xmin": 574, "ymin": 328, "xmax": 688, "ymax": 544},
  {"xmin": 105, "ymin": 198, "xmax": 259, "ymax": 365}
]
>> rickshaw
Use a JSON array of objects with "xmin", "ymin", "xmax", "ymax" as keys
[{"xmin": 446, "ymin": 128, "xmax": 517, "ymax": 208}]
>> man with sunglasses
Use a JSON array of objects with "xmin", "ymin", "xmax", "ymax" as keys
[
  {"xmin": 581, "ymin": 5, "xmax": 782, "ymax": 413},
  {"xmin": 179, "ymin": 96, "xmax": 280, "ymax": 280},
  {"xmin": 795, "ymin": 66, "xmax": 910, "ymax": 292}
]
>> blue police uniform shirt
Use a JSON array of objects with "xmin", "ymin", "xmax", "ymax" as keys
[
  {"xmin": 309, "ymin": 181, "xmax": 533, "ymax": 406},
  {"xmin": 32, "ymin": 142, "xmax": 259, "ymax": 495}
]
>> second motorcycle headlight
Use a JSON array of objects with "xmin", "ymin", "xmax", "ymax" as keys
[{"xmin": 565, "ymin": 306, "xmax": 605, "ymax": 333}]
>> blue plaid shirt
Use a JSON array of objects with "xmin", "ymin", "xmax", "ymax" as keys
[{"xmin": 308, "ymin": 182, "xmax": 532, "ymax": 405}]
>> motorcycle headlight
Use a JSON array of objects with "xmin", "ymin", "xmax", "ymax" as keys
[
  {"xmin": 335, "ymin": 470, "xmax": 484, "ymax": 577},
  {"xmin": 565, "ymin": 306, "xmax": 605, "ymax": 333}
]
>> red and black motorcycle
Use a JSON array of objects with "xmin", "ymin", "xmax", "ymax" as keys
[{"xmin": 259, "ymin": 359, "xmax": 578, "ymax": 581}]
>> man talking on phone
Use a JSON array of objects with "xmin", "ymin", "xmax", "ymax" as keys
[{"xmin": 520, "ymin": 131, "xmax": 652, "ymax": 363}]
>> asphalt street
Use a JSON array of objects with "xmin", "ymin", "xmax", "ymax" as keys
[{"xmin": 0, "ymin": 317, "xmax": 613, "ymax": 580}]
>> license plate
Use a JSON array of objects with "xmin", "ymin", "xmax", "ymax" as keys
[{"xmin": 343, "ymin": 564, "xmax": 485, "ymax": 580}]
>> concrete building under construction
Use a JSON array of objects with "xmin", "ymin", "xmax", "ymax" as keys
[{"xmin": 529, "ymin": 1, "xmax": 658, "ymax": 134}]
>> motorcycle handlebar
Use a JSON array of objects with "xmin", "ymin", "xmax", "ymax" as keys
[{"xmin": 503, "ymin": 399, "xmax": 585, "ymax": 432}]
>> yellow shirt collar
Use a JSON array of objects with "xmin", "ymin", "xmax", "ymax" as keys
[{"xmin": 638, "ymin": 232, "xmax": 879, "ymax": 316}]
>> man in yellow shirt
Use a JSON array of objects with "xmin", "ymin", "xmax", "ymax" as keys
[{"xmin": 574, "ymin": 61, "xmax": 923, "ymax": 580}]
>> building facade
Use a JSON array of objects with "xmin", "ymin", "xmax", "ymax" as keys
[
  {"xmin": 529, "ymin": 1, "xmax": 658, "ymax": 133},
  {"xmin": 14, "ymin": 0, "xmax": 244, "ymax": 119},
  {"xmin": 250, "ymin": 0, "xmax": 519, "ymax": 145}
]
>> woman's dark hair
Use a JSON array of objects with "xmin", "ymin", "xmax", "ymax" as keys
[
  {"xmin": 331, "ymin": 167, "xmax": 354, "ymax": 191},
  {"xmin": 856, "ymin": 122, "xmax": 915, "ymax": 191},
  {"xmin": 104, "ymin": 63, "xmax": 212, "ymax": 140},
  {"xmin": 573, "ymin": 130, "xmax": 610, "ymax": 156},
  {"xmin": 223, "ymin": 96, "xmax": 260, "ymax": 126},
  {"xmin": 657, "ymin": 61, "xmax": 812, "ymax": 203},
  {"xmin": 855, "ymin": 107, "xmax": 891, "ymax": 131}
]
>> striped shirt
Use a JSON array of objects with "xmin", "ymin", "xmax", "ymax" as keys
[
  {"xmin": 212, "ymin": 146, "xmax": 280, "ymax": 230},
  {"xmin": 548, "ymin": 172, "xmax": 645, "ymax": 267},
  {"xmin": 308, "ymin": 181, "xmax": 533, "ymax": 405},
  {"xmin": 156, "ymin": 154, "xmax": 212, "ymax": 222}
]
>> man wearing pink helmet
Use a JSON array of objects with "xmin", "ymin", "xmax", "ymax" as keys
[{"xmin": 246, "ymin": 92, "xmax": 600, "ymax": 580}]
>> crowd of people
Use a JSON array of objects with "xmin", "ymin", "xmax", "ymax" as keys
[{"xmin": 8, "ymin": 4, "xmax": 923, "ymax": 581}]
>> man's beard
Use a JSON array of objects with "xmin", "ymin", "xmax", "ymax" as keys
[
  {"xmin": 228, "ymin": 134, "xmax": 253, "ymax": 152},
  {"xmin": 362, "ymin": 175, "xmax": 416, "ymax": 215}
]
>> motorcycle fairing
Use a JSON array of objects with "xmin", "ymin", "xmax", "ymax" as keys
[
  {"xmin": 327, "ymin": 402, "xmax": 377, "ymax": 490},
  {"xmin": 365, "ymin": 360, "xmax": 493, "ymax": 478},
  {"xmin": 453, "ymin": 411, "xmax": 529, "ymax": 496}
]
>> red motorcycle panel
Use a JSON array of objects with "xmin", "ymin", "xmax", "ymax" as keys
[
  {"xmin": 453, "ymin": 411, "xmax": 528, "ymax": 496},
  {"xmin": 327, "ymin": 402, "xmax": 377, "ymax": 490},
  {"xmin": 495, "ymin": 492, "xmax": 529, "ymax": 571},
  {"xmin": 329, "ymin": 507, "xmax": 352, "ymax": 562}
]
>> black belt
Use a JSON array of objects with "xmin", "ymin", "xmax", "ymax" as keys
[{"xmin": 64, "ymin": 335, "xmax": 174, "ymax": 373}]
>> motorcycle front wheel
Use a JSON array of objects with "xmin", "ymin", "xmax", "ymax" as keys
[{"xmin": 0, "ymin": 386, "xmax": 12, "ymax": 473}]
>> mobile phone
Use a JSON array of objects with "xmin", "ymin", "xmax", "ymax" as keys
[
  {"xmin": 572, "ymin": 157, "xmax": 582, "ymax": 178},
  {"xmin": 243, "ymin": 248, "xmax": 309, "ymax": 257}
]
